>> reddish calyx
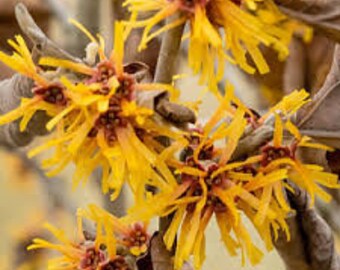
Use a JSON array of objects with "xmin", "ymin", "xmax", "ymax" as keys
[
  {"xmin": 33, "ymin": 84, "xmax": 67, "ymax": 106},
  {"xmin": 122, "ymin": 223, "xmax": 149, "ymax": 252},
  {"xmin": 261, "ymin": 145, "xmax": 293, "ymax": 167},
  {"xmin": 183, "ymin": 160, "xmax": 232, "ymax": 213},
  {"xmin": 182, "ymin": 128, "xmax": 214, "ymax": 161},
  {"xmin": 79, "ymin": 245, "xmax": 106, "ymax": 270},
  {"xmin": 86, "ymin": 62, "xmax": 138, "ymax": 144}
]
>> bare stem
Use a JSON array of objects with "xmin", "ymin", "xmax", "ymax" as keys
[
  {"xmin": 15, "ymin": 3, "xmax": 81, "ymax": 62},
  {"xmin": 296, "ymin": 45, "xmax": 340, "ymax": 149},
  {"xmin": 154, "ymin": 14, "xmax": 185, "ymax": 84},
  {"xmin": 231, "ymin": 124, "xmax": 274, "ymax": 161},
  {"xmin": 153, "ymin": 13, "xmax": 185, "ymax": 235}
]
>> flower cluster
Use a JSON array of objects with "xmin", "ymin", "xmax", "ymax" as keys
[
  {"xmin": 0, "ymin": 22, "xmax": 184, "ymax": 201},
  {"xmin": 122, "ymin": 89, "xmax": 338, "ymax": 269},
  {"xmin": 124, "ymin": 0, "xmax": 312, "ymax": 91},
  {"xmin": 28, "ymin": 205, "xmax": 149, "ymax": 270}
]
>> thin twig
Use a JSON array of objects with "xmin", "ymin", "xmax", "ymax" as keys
[
  {"xmin": 231, "ymin": 114, "xmax": 276, "ymax": 161},
  {"xmin": 154, "ymin": 14, "xmax": 185, "ymax": 84},
  {"xmin": 152, "ymin": 13, "xmax": 185, "ymax": 235},
  {"xmin": 294, "ymin": 46, "xmax": 340, "ymax": 150},
  {"xmin": 231, "ymin": 124, "xmax": 274, "ymax": 161},
  {"xmin": 296, "ymin": 46, "xmax": 340, "ymax": 130},
  {"xmin": 15, "ymin": 3, "xmax": 81, "ymax": 62}
]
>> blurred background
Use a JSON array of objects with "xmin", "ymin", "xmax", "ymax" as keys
[{"xmin": 0, "ymin": 0, "xmax": 338, "ymax": 269}]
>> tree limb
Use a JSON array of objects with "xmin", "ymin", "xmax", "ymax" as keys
[{"xmin": 296, "ymin": 45, "xmax": 340, "ymax": 148}]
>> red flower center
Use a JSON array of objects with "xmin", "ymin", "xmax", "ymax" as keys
[
  {"xmin": 183, "ymin": 161, "xmax": 231, "ymax": 213},
  {"xmin": 86, "ymin": 64, "xmax": 137, "ymax": 144},
  {"xmin": 33, "ymin": 84, "xmax": 67, "ymax": 106},
  {"xmin": 123, "ymin": 223, "xmax": 149, "ymax": 250},
  {"xmin": 90, "ymin": 61, "xmax": 116, "ymax": 85},
  {"xmin": 79, "ymin": 246, "xmax": 106, "ymax": 270},
  {"xmin": 261, "ymin": 145, "xmax": 293, "ymax": 167}
]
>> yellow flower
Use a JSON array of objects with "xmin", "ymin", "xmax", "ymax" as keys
[
  {"xmin": 121, "ymin": 100, "xmax": 153, "ymax": 125},
  {"xmin": 123, "ymin": 101, "xmax": 277, "ymax": 269},
  {"xmin": 27, "ymin": 222, "xmax": 108, "ymax": 270},
  {"xmin": 260, "ymin": 89, "xmax": 311, "ymax": 122},
  {"xmin": 234, "ymin": 89, "xmax": 338, "ymax": 247},
  {"xmin": 27, "ymin": 210, "xmax": 135, "ymax": 270},
  {"xmin": 26, "ymin": 76, "xmax": 180, "ymax": 199},
  {"xmin": 0, "ymin": 35, "xmax": 48, "ymax": 86},
  {"xmin": 79, "ymin": 204, "xmax": 150, "ymax": 257},
  {"xmin": 0, "ymin": 21, "xmax": 185, "ymax": 202},
  {"xmin": 124, "ymin": 0, "xmax": 311, "ymax": 92},
  {"xmin": 122, "ymin": 87, "xmax": 337, "ymax": 269},
  {"xmin": 256, "ymin": 115, "xmax": 339, "ymax": 206},
  {"xmin": 0, "ymin": 36, "xmax": 67, "ymax": 131},
  {"xmin": 39, "ymin": 20, "xmax": 179, "ymax": 97}
]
